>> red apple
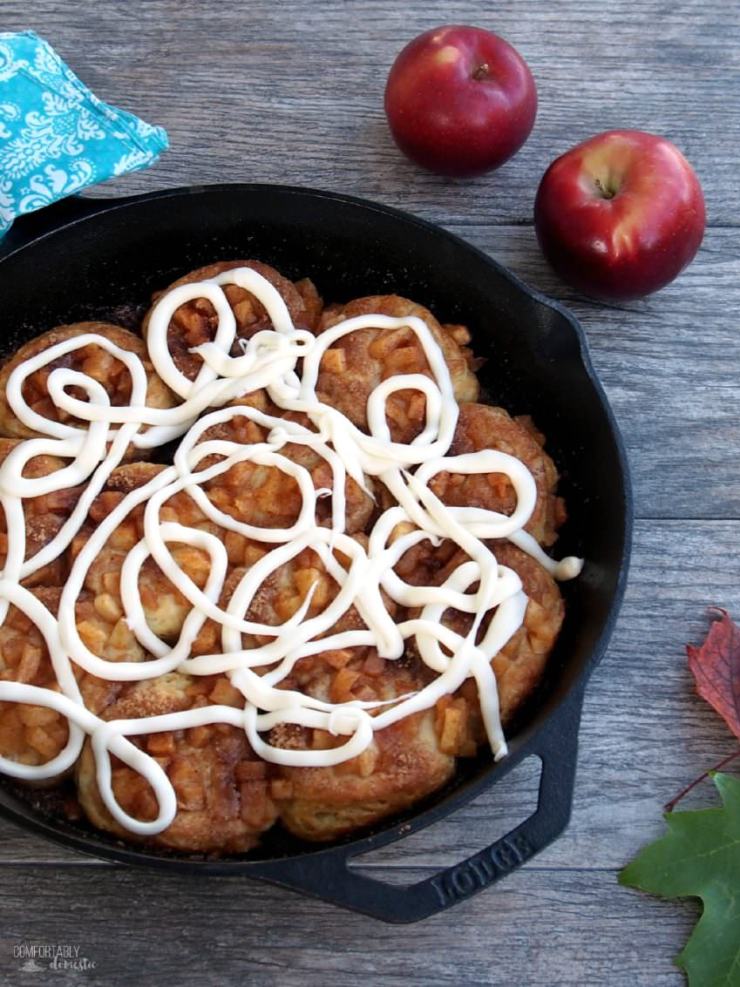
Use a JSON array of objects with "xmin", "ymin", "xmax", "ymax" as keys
[
  {"xmin": 384, "ymin": 26, "xmax": 537, "ymax": 177},
  {"xmin": 534, "ymin": 130, "xmax": 705, "ymax": 300}
]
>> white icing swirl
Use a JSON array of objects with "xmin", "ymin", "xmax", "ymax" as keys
[{"xmin": 0, "ymin": 267, "xmax": 583, "ymax": 836}]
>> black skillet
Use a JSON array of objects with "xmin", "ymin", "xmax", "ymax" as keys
[{"xmin": 0, "ymin": 184, "xmax": 632, "ymax": 922}]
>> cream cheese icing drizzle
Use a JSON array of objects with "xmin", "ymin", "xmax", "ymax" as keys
[{"xmin": 0, "ymin": 268, "xmax": 583, "ymax": 836}]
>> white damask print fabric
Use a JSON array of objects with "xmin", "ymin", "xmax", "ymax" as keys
[{"xmin": 0, "ymin": 31, "xmax": 168, "ymax": 234}]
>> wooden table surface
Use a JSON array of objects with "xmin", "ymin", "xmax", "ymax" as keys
[{"xmin": 1, "ymin": 2, "xmax": 738, "ymax": 984}]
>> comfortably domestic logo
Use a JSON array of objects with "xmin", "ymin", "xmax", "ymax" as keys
[
  {"xmin": 13, "ymin": 942, "xmax": 96, "ymax": 973},
  {"xmin": 20, "ymin": 959, "xmax": 44, "ymax": 973}
]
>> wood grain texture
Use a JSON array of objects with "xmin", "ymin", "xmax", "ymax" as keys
[
  {"xmin": 3, "ymin": 0, "xmax": 739, "ymax": 226},
  {"xmin": 0, "ymin": 0, "xmax": 738, "ymax": 984},
  {"xmin": 0, "ymin": 867, "xmax": 696, "ymax": 987}
]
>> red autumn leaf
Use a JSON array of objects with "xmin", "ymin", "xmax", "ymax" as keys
[{"xmin": 687, "ymin": 608, "xmax": 740, "ymax": 740}]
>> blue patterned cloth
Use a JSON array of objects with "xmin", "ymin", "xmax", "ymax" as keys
[{"xmin": 0, "ymin": 31, "xmax": 168, "ymax": 235}]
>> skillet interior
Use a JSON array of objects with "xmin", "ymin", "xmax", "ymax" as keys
[{"xmin": 0, "ymin": 184, "xmax": 631, "ymax": 870}]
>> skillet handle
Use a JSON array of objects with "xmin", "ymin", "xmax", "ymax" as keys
[{"xmin": 250, "ymin": 687, "xmax": 584, "ymax": 923}]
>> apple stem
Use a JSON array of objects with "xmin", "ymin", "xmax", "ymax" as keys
[
  {"xmin": 472, "ymin": 63, "xmax": 490, "ymax": 81},
  {"xmin": 594, "ymin": 177, "xmax": 616, "ymax": 200}
]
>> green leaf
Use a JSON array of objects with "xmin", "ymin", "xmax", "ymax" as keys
[{"xmin": 619, "ymin": 773, "xmax": 740, "ymax": 986}]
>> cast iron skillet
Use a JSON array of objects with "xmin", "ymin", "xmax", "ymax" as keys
[{"xmin": 0, "ymin": 184, "xmax": 631, "ymax": 922}]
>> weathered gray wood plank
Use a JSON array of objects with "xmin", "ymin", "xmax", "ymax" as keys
[
  {"xmin": 2, "ymin": 0, "xmax": 737, "ymax": 226},
  {"xmin": 0, "ymin": 866, "xmax": 690, "ymax": 986}
]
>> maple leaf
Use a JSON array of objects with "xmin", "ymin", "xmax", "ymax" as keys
[
  {"xmin": 687, "ymin": 609, "xmax": 740, "ymax": 739},
  {"xmin": 620, "ymin": 773, "xmax": 740, "ymax": 987}
]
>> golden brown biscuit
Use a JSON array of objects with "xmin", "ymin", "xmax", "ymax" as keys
[
  {"xmin": 0, "ymin": 587, "xmax": 69, "ymax": 769},
  {"xmin": 200, "ymin": 392, "xmax": 375, "ymax": 536},
  {"xmin": 0, "ymin": 588, "xmax": 136, "ymax": 771},
  {"xmin": 75, "ymin": 672, "xmax": 278, "ymax": 853},
  {"xmin": 316, "ymin": 295, "xmax": 479, "ymax": 443},
  {"xmin": 71, "ymin": 463, "xmax": 226, "ymax": 647},
  {"xmin": 0, "ymin": 439, "xmax": 82, "ymax": 588},
  {"xmin": 294, "ymin": 277, "xmax": 324, "ymax": 331},
  {"xmin": 428, "ymin": 402, "xmax": 567, "ymax": 547},
  {"xmin": 397, "ymin": 539, "xmax": 564, "ymax": 729},
  {"xmin": 485, "ymin": 542, "xmax": 565, "ymax": 722},
  {"xmin": 0, "ymin": 323, "xmax": 177, "ymax": 454},
  {"xmin": 223, "ymin": 534, "xmax": 386, "ymax": 662},
  {"xmin": 217, "ymin": 542, "xmax": 458, "ymax": 842},
  {"xmin": 223, "ymin": 541, "xmax": 453, "ymax": 841},
  {"xmin": 142, "ymin": 260, "xmax": 319, "ymax": 382},
  {"xmin": 272, "ymin": 658, "xmax": 455, "ymax": 842}
]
